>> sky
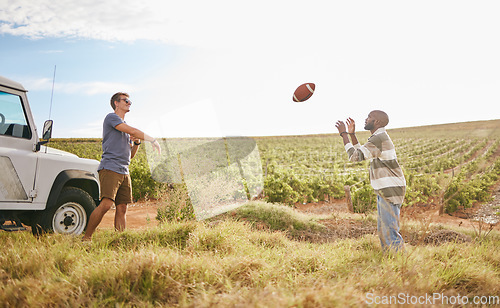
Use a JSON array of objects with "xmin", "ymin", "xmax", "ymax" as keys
[{"xmin": 0, "ymin": 0, "xmax": 499, "ymax": 138}]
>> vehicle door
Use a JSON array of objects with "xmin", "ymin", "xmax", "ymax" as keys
[{"xmin": 0, "ymin": 90, "xmax": 38, "ymax": 204}]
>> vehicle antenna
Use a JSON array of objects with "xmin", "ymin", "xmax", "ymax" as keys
[{"xmin": 49, "ymin": 65, "xmax": 56, "ymax": 120}]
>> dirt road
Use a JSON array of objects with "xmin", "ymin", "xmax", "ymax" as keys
[
  {"xmin": 99, "ymin": 197, "xmax": 499, "ymax": 232},
  {"xmin": 100, "ymin": 202, "xmax": 160, "ymax": 230}
]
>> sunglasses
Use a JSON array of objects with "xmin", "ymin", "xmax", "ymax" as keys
[{"xmin": 119, "ymin": 98, "xmax": 132, "ymax": 105}]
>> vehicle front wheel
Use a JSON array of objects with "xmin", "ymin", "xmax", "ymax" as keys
[{"xmin": 32, "ymin": 187, "xmax": 96, "ymax": 235}]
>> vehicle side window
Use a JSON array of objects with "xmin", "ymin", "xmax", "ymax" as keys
[{"xmin": 0, "ymin": 91, "xmax": 32, "ymax": 139}]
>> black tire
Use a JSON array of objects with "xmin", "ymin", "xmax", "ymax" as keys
[{"xmin": 32, "ymin": 187, "xmax": 96, "ymax": 235}]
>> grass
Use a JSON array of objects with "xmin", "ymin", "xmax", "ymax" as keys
[
  {"xmin": 1, "ymin": 201, "xmax": 499, "ymax": 307},
  {"xmin": 229, "ymin": 201, "xmax": 326, "ymax": 233}
]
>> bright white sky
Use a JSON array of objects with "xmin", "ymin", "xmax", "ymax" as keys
[{"xmin": 1, "ymin": 0, "xmax": 499, "ymax": 138}]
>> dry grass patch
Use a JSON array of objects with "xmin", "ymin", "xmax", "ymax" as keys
[{"xmin": 0, "ymin": 201, "xmax": 499, "ymax": 306}]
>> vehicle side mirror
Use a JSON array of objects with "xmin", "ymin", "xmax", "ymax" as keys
[
  {"xmin": 35, "ymin": 120, "xmax": 53, "ymax": 151},
  {"xmin": 42, "ymin": 120, "xmax": 53, "ymax": 140}
]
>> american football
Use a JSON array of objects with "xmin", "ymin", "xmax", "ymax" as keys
[{"xmin": 293, "ymin": 83, "xmax": 315, "ymax": 102}]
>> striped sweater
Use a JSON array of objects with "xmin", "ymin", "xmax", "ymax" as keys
[{"xmin": 345, "ymin": 127, "xmax": 406, "ymax": 205}]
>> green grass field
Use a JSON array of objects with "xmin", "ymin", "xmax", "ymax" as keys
[{"xmin": 48, "ymin": 119, "xmax": 500, "ymax": 214}]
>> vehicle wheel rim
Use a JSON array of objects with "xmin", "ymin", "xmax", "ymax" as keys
[{"xmin": 52, "ymin": 202, "xmax": 87, "ymax": 235}]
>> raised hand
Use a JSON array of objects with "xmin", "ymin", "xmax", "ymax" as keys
[
  {"xmin": 335, "ymin": 120, "xmax": 346, "ymax": 134},
  {"xmin": 346, "ymin": 117, "xmax": 355, "ymax": 134}
]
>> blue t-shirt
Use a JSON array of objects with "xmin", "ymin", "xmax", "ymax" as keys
[{"xmin": 98, "ymin": 113, "xmax": 131, "ymax": 174}]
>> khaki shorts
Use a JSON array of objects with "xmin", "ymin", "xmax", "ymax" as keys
[{"xmin": 98, "ymin": 169, "xmax": 133, "ymax": 205}]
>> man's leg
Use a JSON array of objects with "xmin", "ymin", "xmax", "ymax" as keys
[
  {"xmin": 113, "ymin": 173, "xmax": 132, "ymax": 232},
  {"xmin": 114, "ymin": 203, "xmax": 127, "ymax": 231},
  {"xmin": 114, "ymin": 172, "xmax": 133, "ymax": 232},
  {"xmin": 377, "ymin": 195, "xmax": 404, "ymax": 252},
  {"xmin": 376, "ymin": 198, "xmax": 385, "ymax": 249},
  {"xmin": 83, "ymin": 197, "xmax": 114, "ymax": 240}
]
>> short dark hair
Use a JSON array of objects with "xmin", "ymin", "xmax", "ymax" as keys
[{"xmin": 110, "ymin": 92, "xmax": 129, "ymax": 110}]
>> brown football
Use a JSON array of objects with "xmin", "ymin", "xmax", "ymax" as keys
[{"xmin": 293, "ymin": 83, "xmax": 315, "ymax": 102}]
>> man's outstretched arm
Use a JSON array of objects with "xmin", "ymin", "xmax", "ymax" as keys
[
  {"xmin": 115, "ymin": 123, "xmax": 161, "ymax": 154},
  {"xmin": 335, "ymin": 119, "xmax": 365, "ymax": 162}
]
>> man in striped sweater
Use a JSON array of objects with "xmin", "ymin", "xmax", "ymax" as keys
[{"xmin": 335, "ymin": 110, "xmax": 405, "ymax": 252}]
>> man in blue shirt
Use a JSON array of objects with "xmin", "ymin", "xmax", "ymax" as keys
[{"xmin": 83, "ymin": 92, "xmax": 161, "ymax": 241}]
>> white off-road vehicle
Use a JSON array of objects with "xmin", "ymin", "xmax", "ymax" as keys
[{"xmin": 0, "ymin": 75, "xmax": 99, "ymax": 235}]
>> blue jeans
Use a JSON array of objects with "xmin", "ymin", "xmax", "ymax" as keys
[{"xmin": 377, "ymin": 195, "xmax": 404, "ymax": 252}]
